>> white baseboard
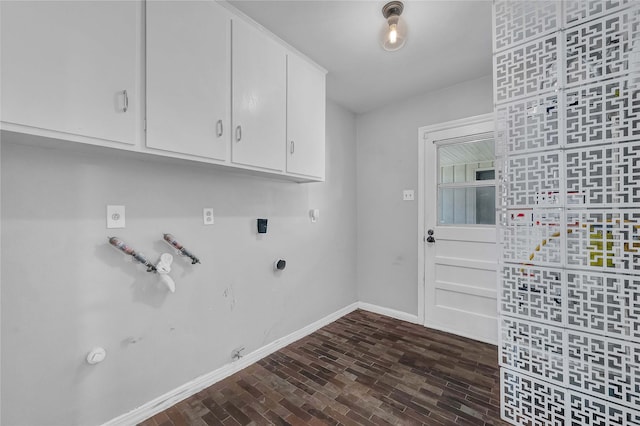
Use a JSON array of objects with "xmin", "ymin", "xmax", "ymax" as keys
[
  {"xmin": 357, "ymin": 302, "xmax": 419, "ymax": 324},
  {"xmin": 425, "ymin": 321, "xmax": 498, "ymax": 346},
  {"xmin": 103, "ymin": 302, "xmax": 359, "ymax": 426},
  {"xmin": 102, "ymin": 302, "xmax": 420, "ymax": 425}
]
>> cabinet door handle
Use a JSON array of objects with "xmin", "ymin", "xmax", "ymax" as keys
[
  {"xmin": 122, "ymin": 90, "xmax": 129, "ymax": 113},
  {"xmin": 216, "ymin": 120, "xmax": 223, "ymax": 137},
  {"xmin": 290, "ymin": 141, "xmax": 295, "ymax": 154},
  {"xmin": 235, "ymin": 125, "xmax": 242, "ymax": 142}
]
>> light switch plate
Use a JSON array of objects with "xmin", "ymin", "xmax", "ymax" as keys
[
  {"xmin": 203, "ymin": 208, "xmax": 214, "ymax": 225},
  {"xmin": 403, "ymin": 190, "xmax": 415, "ymax": 201},
  {"xmin": 107, "ymin": 205, "xmax": 125, "ymax": 228}
]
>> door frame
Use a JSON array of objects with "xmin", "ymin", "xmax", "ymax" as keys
[{"xmin": 417, "ymin": 113, "xmax": 494, "ymax": 327}]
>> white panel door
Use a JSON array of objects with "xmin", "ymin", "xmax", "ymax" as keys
[
  {"xmin": 422, "ymin": 117, "xmax": 498, "ymax": 344},
  {"xmin": 0, "ymin": 0, "xmax": 140, "ymax": 145},
  {"xmin": 146, "ymin": 0, "xmax": 230, "ymax": 160},
  {"xmin": 286, "ymin": 54, "xmax": 326, "ymax": 179},
  {"xmin": 231, "ymin": 18, "xmax": 286, "ymax": 172}
]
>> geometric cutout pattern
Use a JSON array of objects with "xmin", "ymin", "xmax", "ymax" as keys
[
  {"xmin": 501, "ymin": 151, "xmax": 563, "ymax": 208},
  {"xmin": 500, "ymin": 209, "xmax": 563, "ymax": 267},
  {"xmin": 566, "ymin": 10, "xmax": 639, "ymax": 87},
  {"xmin": 500, "ymin": 318, "xmax": 565, "ymax": 385},
  {"xmin": 565, "ymin": 78, "xmax": 640, "ymax": 147},
  {"xmin": 495, "ymin": 35, "xmax": 559, "ymax": 105},
  {"xmin": 493, "ymin": 0, "xmax": 560, "ymax": 52},
  {"xmin": 565, "ymin": 0, "xmax": 634, "ymax": 29},
  {"xmin": 501, "ymin": 368, "xmax": 566, "ymax": 426},
  {"xmin": 496, "ymin": 1, "xmax": 640, "ymax": 424},
  {"xmin": 566, "ymin": 209, "xmax": 640, "ymax": 274},
  {"xmin": 569, "ymin": 391, "xmax": 640, "ymax": 425},
  {"xmin": 495, "ymin": 93, "xmax": 561, "ymax": 156},
  {"xmin": 567, "ymin": 271, "xmax": 640, "ymax": 343},
  {"xmin": 567, "ymin": 332, "xmax": 640, "ymax": 408},
  {"xmin": 501, "ymin": 264, "xmax": 564, "ymax": 325},
  {"xmin": 566, "ymin": 142, "xmax": 640, "ymax": 208},
  {"xmin": 502, "ymin": 369, "xmax": 640, "ymax": 426}
]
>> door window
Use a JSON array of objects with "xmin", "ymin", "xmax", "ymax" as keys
[{"xmin": 437, "ymin": 135, "xmax": 495, "ymax": 225}]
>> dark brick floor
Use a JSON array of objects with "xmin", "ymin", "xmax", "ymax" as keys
[{"xmin": 139, "ymin": 309, "xmax": 507, "ymax": 425}]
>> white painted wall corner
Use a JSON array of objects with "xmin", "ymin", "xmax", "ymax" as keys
[{"xmin": 357, "ymin": 302, "xmax": 419, "ymax": 324}]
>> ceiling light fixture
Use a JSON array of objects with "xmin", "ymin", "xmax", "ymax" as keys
[{"xmin": 381, "ymin": 1, "xmax": 406, "ymax": 52}]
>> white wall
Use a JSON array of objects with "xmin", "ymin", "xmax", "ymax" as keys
[
  {"xmin": 355, "ymin": 75, "xmax": 493, "ymax": 315},
  {"xmin": 0, "ymin": 101, "xmax": 357, "ymax": 425}
]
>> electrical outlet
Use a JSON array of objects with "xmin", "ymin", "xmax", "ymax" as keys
[
  {"xmin": 203, "ymin": 208, "xmax": 214, "ymax": 225},
  {"xmin": 403, "ymin": 189, "xmax": 415, "ymax": 201},
  {"xmin": 107, "ymin": 205, "xmax": 126, "ymax": 228}
]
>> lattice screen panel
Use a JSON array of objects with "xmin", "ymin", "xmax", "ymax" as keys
[
  {"xmin": 502, "ymin": 370, "xmax": 640, "ymax": 425},
  {"xmin": 495, "ymin": 1, "xmax": 640, "ymax": 424},
  {"xmin": 565, "ymin": 10, "xmax": 640, "ymax": 87},
  {"xmin": 565, "ymin": 77, "xmax": 640, "ymax": 146},
  {"xmin": 500, "ymin": 317, "xmax": 565, "ymax": 384},
  {"xmin": 495, "ymin": 93, "xmax": 562, "ymax": 156},
  {"xmin": 568, "ymin": 390, "xmax": 640, "ymax": 425},
  {"xmin": 567, "ymin": 332, "xmax": 640, "ymax": 407},
  {"xmin": 566, "ymin": 271, "xmax": 640, "ymax": 342},
  {"xmin": 494, "ymin": 35, "xmax": 560, "ymax": 104},
  {"xmin": 499, "ymin": 209, "xmax": 564, "ymax": 266},
  {"xmin": 501, "ymin": 151, "xmax": 564, "ymax": 208},
  {"xmin": 501, "ymin": 369, "xmax": 567, "ymax": 425},
  {"xmin": 566, "ymin": 209, "xmax": 640, "ymax": 273},
  {"xmin": 565, "ymin": 142, "xmax": 640, "ymax": 207},
  {"xmin": 493, "ymin": 1, "xmax": 560, "ymax": 52},
  {"xmin": 501, "ymin": 265, "xmax": 564, "ymax": 325},
  {"xmin": 564, "ymin": 0, "xmax": 633, "ymax": 27}
]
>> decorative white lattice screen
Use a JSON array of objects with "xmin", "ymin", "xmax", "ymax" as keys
[{"xmin": 494, "ymin": 1, "xmax": 640, "ymax": 424}]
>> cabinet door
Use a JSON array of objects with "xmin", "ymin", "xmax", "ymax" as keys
[
  {"xmin": 146, "ymin": 1, "xmax": 230, "ymax": 161},
  {"xmin": 286, "ymin": 54, "xmax": 326, "ymax": 180},
  {"xmin": 0, "ymin": 1, "xmax": 140, "ymax": 145},
  {"xmin": 231, "ymin": 19, "xmax": 286, "ymax": 172}
]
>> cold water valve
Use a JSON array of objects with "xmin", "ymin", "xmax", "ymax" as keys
[{"xmin": 163, "ymin": 233, "xmax": 201, "ymax": 264}]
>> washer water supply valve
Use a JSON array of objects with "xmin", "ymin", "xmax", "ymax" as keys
[
  {"xmin": 108, "ymin": 237, "xmax": 176, "ymax": 292},
  {"xmin": 108, "ymin": 237, "xmax": 157, "ymax": 272},
  {"xmin": 163, "ymin": 233, "xmax": 201, "ymax": 264}
]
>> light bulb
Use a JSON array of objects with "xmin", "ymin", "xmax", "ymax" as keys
[
  {"xmin": 389, "ymin": 23, "xmax": 398, "ymax": 44},
  {"xmin": 380, "ymin": 1, "xmax": 406, "ymax": 51},
  {"xmin": 380, "ymin": 12, "xmax": 406, "ymax": 51}
]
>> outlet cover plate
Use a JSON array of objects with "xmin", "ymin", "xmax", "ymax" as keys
[
  {"xmin": 107, "ymin": 205, "xmax": 126, "ymax": 228},
  {"xmin": 203, "ymin": 208, "xmax": 214, "ymax": 225},
  {"xmin": 403, "ymin": 189, "xmax": 415, "ymax": 201}
]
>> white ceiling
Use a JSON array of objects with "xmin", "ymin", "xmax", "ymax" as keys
[
  {"xmin": 439, "ymin": 137, "xmax": 494, "ymax": 166},
  {"xmin": 228, "ymin": 0, "xmax": 493, "ymax": 114}
]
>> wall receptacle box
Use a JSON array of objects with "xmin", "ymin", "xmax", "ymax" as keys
[{"xmin": 257, "ymin": 218, "xmax": 268, "ymax": 234}]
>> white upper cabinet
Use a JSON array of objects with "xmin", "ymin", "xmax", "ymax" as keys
[
  {"xmin": 1, "ymin": 1, "xmax": 326, "ymax": 182},
  {"xmin": 231, "ymin": 18, "xmax": 287, "ymax": 172},
  {"xmin": 146, "ymin": 1, "xmax": 230, "ymax": 161},
  {"xmin": 286, "ymin": 54, "xmax": 326, "ymax": 180},
  {"xmin": 0, "ymin": 1, "xmax": 140, "ymax": 145}
]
